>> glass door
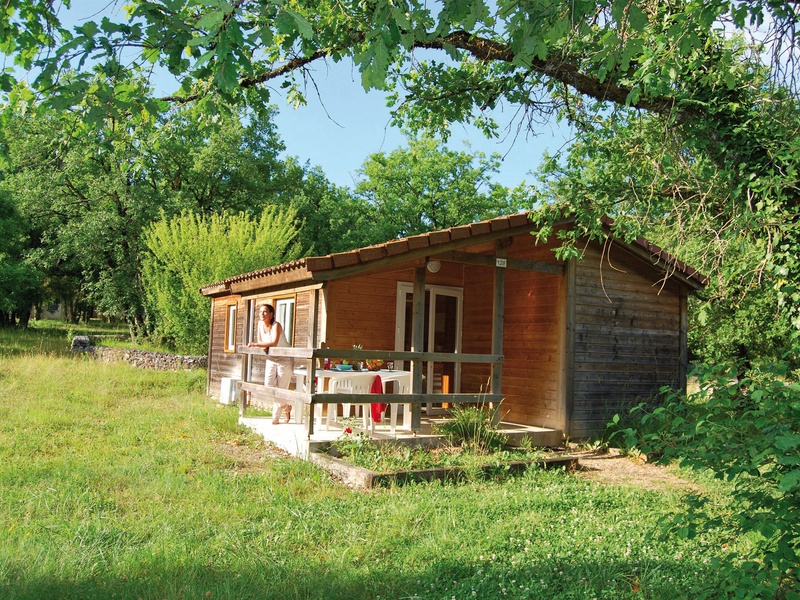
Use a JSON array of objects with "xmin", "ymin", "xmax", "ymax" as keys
[{"xmin": 395, "ymin": 283, "xmax": 463, "ymax": 413}]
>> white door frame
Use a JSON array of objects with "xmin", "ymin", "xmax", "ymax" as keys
[{"xmin": 394, "ymin": 282, "xmax": 464, "ymax": 398}]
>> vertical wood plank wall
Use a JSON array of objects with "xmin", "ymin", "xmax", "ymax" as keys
[
  {"xmin": 460, "ymin": 268, "xmax": 493, "ymax": 393},
  {"xmin": 569, "ymin": 243, "xmax": 683, "ymax": 438},
  {"xmin": 460, "ymin": 234, "xmax": 565, "ymax": 430},
  {"xmin": 207, "ymin": 296, "xmax": 243, "ymax": 397},
  {"xmin": 502, "ymin": 269, "xmax": 564, "ymax": 429}
]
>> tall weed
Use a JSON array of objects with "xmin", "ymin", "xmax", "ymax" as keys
[{"xmin": 433, "ymin": 402, "xmax": 507, "ymax": 453}]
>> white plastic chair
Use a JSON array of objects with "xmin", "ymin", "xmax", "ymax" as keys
[
  {"xmin": 329, "ymin": 372, "xmax": 375, "ymax": 431},
  {"xmin": 386, "ymin": 379, "xmax": 412, "ymax": 433}
]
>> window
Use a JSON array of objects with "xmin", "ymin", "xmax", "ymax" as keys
[
  {"xmin": 224, "ymin": 303, "xmax": 237, "ymax": 352},
  {"xmin": 250, "ymin": 296, "xmax": 296, "ymax": 346},
  {"xmin": 275, "ymin": 297, "xmax": 295, "ymax": 345}
]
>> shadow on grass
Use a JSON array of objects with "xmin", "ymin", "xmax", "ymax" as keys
[{"xmin": 2, "ymin": 553, "xmax": 730, "ymax": 600}]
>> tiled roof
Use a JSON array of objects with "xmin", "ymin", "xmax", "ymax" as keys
[
  {"xmin": 199, "ymin": 211, "xmax": 707, "ymax": 295},
  {"xmin": 303, "ymin": 211, "xmax": 529, "ymax": 272}
]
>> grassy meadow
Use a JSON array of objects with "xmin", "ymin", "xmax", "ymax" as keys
[{"xmin": 0, "ymin": 323, "xmax": 745, "ymax": 599}]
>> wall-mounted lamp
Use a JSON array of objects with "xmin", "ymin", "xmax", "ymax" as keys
[{"xmin": 426, "ymin": 259, "xmax": 442, "ymax": 273}]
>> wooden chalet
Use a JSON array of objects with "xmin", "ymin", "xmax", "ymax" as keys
[{"xmin": 200, "ymin": 212, "xmax": 706, "ymax": 442}]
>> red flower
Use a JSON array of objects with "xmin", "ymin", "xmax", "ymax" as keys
[{"xmin": 344, "ymin": 427, "xmax": 353, "ymax": 434}]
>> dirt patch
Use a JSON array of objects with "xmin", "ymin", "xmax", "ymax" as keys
[
  {"xmin": 574, "ymin": 448, "xmax": 702, "ymax": 493},
  {"xmin": 218, "ymin": 437, "xmax": 290, "ymax": 474}
]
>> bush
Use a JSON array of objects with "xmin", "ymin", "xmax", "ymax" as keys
[
  {"xmin": 609, "ymin": 360, "xmax": 800, "ymax": 598},
  {"xmin": 141, "ymin": 207, "xmax": 301, "ymax": 354}
]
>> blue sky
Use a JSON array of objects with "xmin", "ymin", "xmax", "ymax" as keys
[{"xmin": 270, "ymin": 59, "xmax": 575, "ymax": 189}]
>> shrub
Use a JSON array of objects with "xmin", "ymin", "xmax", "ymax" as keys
[
  {"xmin": 609, "ymin": 360, "xmax": 800, "ymax": 598},
  {"xmin": 141, "ymin": 207, "xmax": 301, "ymax": 354}
]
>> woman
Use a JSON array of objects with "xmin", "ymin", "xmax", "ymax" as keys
[{"xmin": 248, "ymin": 303, "xmax": 294, "ymax": 424}]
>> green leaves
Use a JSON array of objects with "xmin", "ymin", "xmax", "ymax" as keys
[
  {"xmin": 610, "ymin": 360, "xmax": 800, "ymax": 596},
  {"xmin": 354, "ymin": 135, "xmax": 524, "ymax": 240},
  {"xmin": 283, "ymin": 9, "xmax": 314, "ymax": 40},
  {"xmin": 357, "ymin": 34, "xmax": 392, "ymax": 89},
  {"xmin": 777, "ymin": 468, "xmax": 800, "ymax": 493},
  {"xmin": 196, "ymin": 10, "xmax": 226, "ymax": 31},
  {"xmin": 142, "ymin": 207, "xmax": 301, "ymax": 353}
]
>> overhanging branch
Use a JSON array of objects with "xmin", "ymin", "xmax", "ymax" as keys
[
  {"xmin": 418, "ymin": 31, "xmax": 679, "ymax": 117},
  {"xmin": 159, "ymin": 28, "xmax": 682, "ymax": 119}
]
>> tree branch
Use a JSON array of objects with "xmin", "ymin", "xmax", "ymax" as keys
[
  {"xmin": 158, "ymin": 49, "xmax": 333, "ymax": 104},
  {"xmin": 418, "ymin": 31, "xmax": 679, "ymax": 117},
  {"xmin": 159, "ymin": 29, "xmax": 682, "ymax": 120}
]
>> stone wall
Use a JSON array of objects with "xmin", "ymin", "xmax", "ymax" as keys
[{"xmin": 71, "ymin": 336, "xmax": 207, "ymax": 371}]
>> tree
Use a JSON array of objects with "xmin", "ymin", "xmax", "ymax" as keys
[
  {"xmin": 284, "ymin": 163, "xmax": 376, "ymax": 255},
  {"xmin": 140, "ymin": 104, "xmax": 297, "ymax": 216},
  {"xmin": 0, "ymin": 190, "xmax": 41, "ymax": 326},
  {"xmin": 1, "ymin": 96, "xmax": 345, "ymax": 335},
  {"xmin": 142, "ymin": 207, "xmax": 301, "ymax": 354},
  {"xmin": 355, "ymin": 136, "xmax": 527, "ymax": 240},
  {"xmin": 4, "ymin": 2, "xmax": 798, "ymax": 304},
  {"xmin": 3, "ymin": 2, "xmax": 797, "ymax": 112},
  {"xmin": 2, "ymin": 99, "xmax": 170, "ymax": 334},
  {"xmin": 534, "ymin": 84, "xmax": 800, "ymax": 365}
]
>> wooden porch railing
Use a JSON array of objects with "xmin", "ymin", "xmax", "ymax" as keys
[{"xmin": 234, "ymin": 346, "xmax": 503, "ymax": 438}]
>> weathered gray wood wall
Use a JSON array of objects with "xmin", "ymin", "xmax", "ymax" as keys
[{"xmin": 568, "ymin": 243, "xmax": 684, "ymax": 439}]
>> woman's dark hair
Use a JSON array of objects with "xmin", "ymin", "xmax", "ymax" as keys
[{"xmin": 260, "ymin": 303, "xmax": 276, "ymax": 325}]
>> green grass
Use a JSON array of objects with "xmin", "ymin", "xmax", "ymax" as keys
[
  {"xmin": 14, "ymin": 319, "xmax": 178, "ymax": 354},
  {"xmin": 1, "ymin": 319, "xmax": 135, "ymax": 357},
  {"xmin": 330, "ymin": 431, "xmax": 551, "ymax": 475},
  {"xmin": 0, "ymin": 326, "xmax": 748, "ymax": 599}
]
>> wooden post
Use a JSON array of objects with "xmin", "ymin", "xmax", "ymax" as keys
[
  {"xmin": 564, "ymin": 258, "xmax": 577, "ymax": 439},
  {"xmin": 490, "ymin": 251, "xmax": 505, "ymax": 426},
  {"xmin": 679, "ymin": 287, "xmax": 688, "ymax": 394},
  {"xmin": 239, "ymin": 299, "xmax": 253, "ymax": 418},
  {"xmin": 307, "ymin": 288, "xmax": 320, "ymax": 438},
  {"xmin": 411, "ymin": 266, "xmax": 426, "ymax": 431},
  {"xmin": 206, "ymin": 298, "xmax": 215, "ymax": 396}
]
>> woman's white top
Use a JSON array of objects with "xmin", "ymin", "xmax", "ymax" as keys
[{"xmin": 259, "ymin": 321, "xmax": 290, "ymax": 349}]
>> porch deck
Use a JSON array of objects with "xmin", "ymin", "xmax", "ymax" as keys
[{"xmin": 239, "ymin": 414, "xmax": 563, "ymax": 460}]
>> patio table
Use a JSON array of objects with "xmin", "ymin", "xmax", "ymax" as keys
[{"xmin": 293, "ymin": 367, "xmax": 412, "ymax": 429}]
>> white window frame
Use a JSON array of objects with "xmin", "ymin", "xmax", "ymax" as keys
[
  {"xmin": 274, "ymin": 296, "xmax": 296, "ymax": 346},
  {"xmin": 224, "ymin": 302, "xmax": 237, "ymax": 353}
]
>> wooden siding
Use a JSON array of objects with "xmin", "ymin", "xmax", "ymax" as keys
[
  {"xmin": 569, "ymin": 243, "xmax": 683, "ymax": 439},
  {"xmin": 502, "ymin": 271, "xmax": 563, "ymax": 428},
  {"xmin": 498, "ymin": 233, "xmax": 564, "ymax": 429},
  {"xmin": 326, "ymin": 269, "xmax": 415, "ymax": 351},
  {"xmin": 460, "ymin": 232, "xmax": 566, "ymax": 430},
  {"xmin": 207, "ymin": 290, "xmax": 320, "ymax": 399},
  {"xmin": 461, "ymin": 267, "xmax": 493, "ymax": 392},
  {"xmin": 207, "ymin": 296, "xmax": 243, "ymax": 397}
]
